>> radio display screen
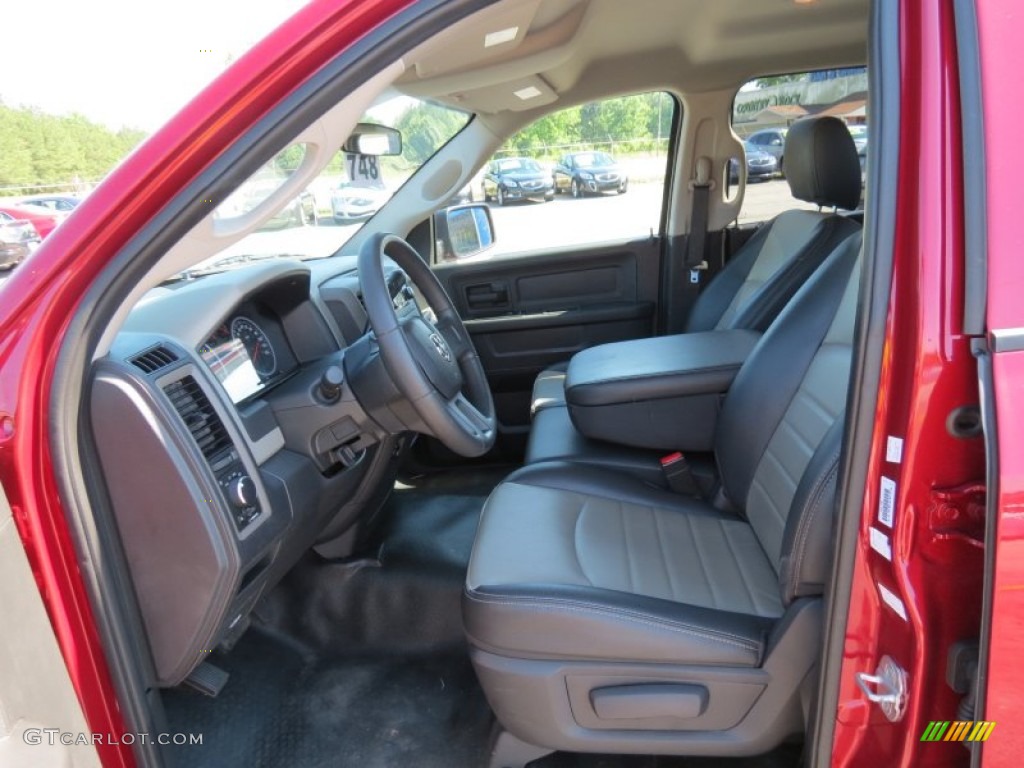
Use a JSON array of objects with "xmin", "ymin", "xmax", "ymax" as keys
[{"xmin": 199, "ymin": 336, "xmax": 264, "ymax": 403}]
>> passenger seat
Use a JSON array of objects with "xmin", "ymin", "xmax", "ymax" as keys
[
  {"xmin": 463, "ymin": 231, "xmax": 864, "ymax": 761},
  {"xmin": 530, "ymin": 115, "xmax": 863, "ymax": 416}
]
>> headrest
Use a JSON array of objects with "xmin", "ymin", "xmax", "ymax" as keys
[{"xmin": 784, "ymin": 116, "xmax": 862, "ymax": 211}]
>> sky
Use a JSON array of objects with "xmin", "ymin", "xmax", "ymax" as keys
[{"xmin": 1, "ymin": 0, "xmax": 306, "ymax": 132}]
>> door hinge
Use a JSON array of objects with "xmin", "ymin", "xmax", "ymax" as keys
[
  {"xmin": 855, "ymin": 655, "xmax": 908, "ymax": 722},
  {"xmin": 928, "ymin": 482, "xmax": 986, "ymax": 547}
]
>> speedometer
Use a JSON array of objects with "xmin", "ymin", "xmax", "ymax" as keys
[{"xmin": 230, "ymin": 317, "xmax": 277, "ymax": 377}]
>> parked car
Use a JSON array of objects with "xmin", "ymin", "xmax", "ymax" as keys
[
  {"xmin": 728, "ymin": 141, "xmax": 779, "ymax": 183},
  {"xmin": 848, "ymin": 124, "xmax": 868, "ymax": 153},
  {"xmin": 17, "ymin": 194, "xmax": 83, "ymax": 213},
  {"xmin": 849, "ymin": 125, "xmax": 868, "ymax": 181},
  {"xmin": 215, "ymin": 185, "xmax": 318, "ymax": 230},
  {"xmin": 1, "ymin": 2, "xmax": 1022, "ymax": 768},
  {"xmin": 0, "ymin": 204, "xmax": 61, "ymax": 238},
  {"xmin": 481, "ymin": 156, "xmax": 554, "ymax": 204},
  {"xmin": 746, "ymin": 127, "xmax": 788, "ymax": 174},
  {"xmin": 0, "ymin": 219, "xmax": 39, "ymax": 270},
  {"xmin": 331, "ymin": 180, "xmax": 389, "ymax": 222},
  {"xmin": 553, "ymin": 150, "xmax": 628, "ymax": 197},
  {"xmin": 265, "ymin": 190, "xmax": 318, "ymax": 229},
  {"xmin": 449, "ymin": 182, "xmax": 474, "ymax": 205}
]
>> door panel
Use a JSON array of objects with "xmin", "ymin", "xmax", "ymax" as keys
[{"xmin": 435, "ymin": 237, "xmax": 660, "ymax": 428}]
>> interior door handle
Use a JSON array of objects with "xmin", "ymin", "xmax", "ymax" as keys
[{"xmin": 466, "ymin": 282, "xmax": 509, "ymax": 309}]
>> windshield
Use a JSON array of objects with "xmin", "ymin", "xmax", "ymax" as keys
[
  {"xmin": 180, "ymin": 96, "xmax": 470, "ymax": 278},
  {"xmin": 575, "ymin": 152, "xmax": 615, "ymax": 168},
  {"xmin": 497, "ymin": 158, "xmax": 541, "ymax": 172}
]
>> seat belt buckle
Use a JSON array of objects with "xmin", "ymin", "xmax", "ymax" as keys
[
  {"xmin": 689, "ymin": 260, "xmax": 708, "ymax": 284},
  {"xmin": 660, "ymin": 452, "xmax": 700, "ymax": 496}
]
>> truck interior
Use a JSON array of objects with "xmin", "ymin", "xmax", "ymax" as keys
[{"xmin": 46, "ymin": 0, "xmax": 964, "ymax": 766}]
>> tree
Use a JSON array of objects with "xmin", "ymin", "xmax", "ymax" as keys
[
  {"xmin": 394, "ymin": 103, "xmax": 468, "ymax": 166},
  {"xmin": 580, "ymin": 94, "xmax": 653, "ymax": 144},
  {"xmin": 645, "ymin": 92, "xmax": 673, "ymax": 141},
  {"xmin": 753, "ymin": 74, "xmax": 810, "ymax": 89},
  {"xmin": 0, "ymin": 110, "xmax": 33, "ymax": 187},
  {"xmin": 501, "ymin": 92, "xmax": 669, "ymax": 157},
  {"xmin": 507, "ymin": 106, "xmax": 581, "ymax": 154},
  {"xmin": 0, "ymin": 103, "xmax": 148, "ymax": 195}
]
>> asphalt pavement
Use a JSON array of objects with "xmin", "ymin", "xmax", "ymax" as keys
[{"xmin": 484, "ymin": 176, "xmax": 813, "ymax": 256}]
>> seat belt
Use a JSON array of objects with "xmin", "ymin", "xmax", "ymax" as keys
[
  {"xmin": 666, "ymin": 156, "xmax": 713, "ymax": 333},
  {"xmin": 685, "ymin": 156, "xmax": 713, "ymax": 284}
]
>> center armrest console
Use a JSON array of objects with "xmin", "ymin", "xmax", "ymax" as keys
[{"xmin": 565, "ymin": 329, "xmax": 761, "ymax": 451}]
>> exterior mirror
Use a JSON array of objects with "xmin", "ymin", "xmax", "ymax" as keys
[
  {"xmin": 434, "ymin": 203, "xmax": 495, "ymax": 262},
  {"xmin": 341, "ymin": 123, "xmax": 402, "ymax": 156}
]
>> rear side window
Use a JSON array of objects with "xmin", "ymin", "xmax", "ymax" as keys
[{"xmin": 730, "ymin": 69, "xmax": 867, "ymax": 224}]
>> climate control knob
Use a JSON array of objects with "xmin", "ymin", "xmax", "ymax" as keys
[{"xmin": 229, "ymin": 475, "xmax": 258, "ymax": 509}]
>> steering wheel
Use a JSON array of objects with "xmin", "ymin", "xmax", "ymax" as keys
[{"xmin": 358, "ymin": 233, "xmax": 496, "ymax": 457}]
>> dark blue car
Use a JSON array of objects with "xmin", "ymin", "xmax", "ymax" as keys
[
  {"xmin": 481, "ymin": 157, "xmax": 554, "ymax": 205},
  {"xmin": 729, "ymin": 141, "xmax": 780, "ymax": 184},
  {"xmin": 553, "ymin": 151, "xmax": 628, "ymax": 198}
]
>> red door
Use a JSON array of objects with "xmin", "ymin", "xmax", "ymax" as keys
[
  {"xmin": 974, "ymin": 0, "xmax": 1024, "ymax": 764},
  {"xmin": 826, "ymin": 1, "xmax": 988, "ymax": 765}
]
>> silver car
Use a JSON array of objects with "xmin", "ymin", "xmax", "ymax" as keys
[
  {"xmin": 746, "ymin": 128, "xmax": 788, "ymax": 174},
  {"xmin": 0, "ymin": 219, "xmax": 40, "ymax": 271}
]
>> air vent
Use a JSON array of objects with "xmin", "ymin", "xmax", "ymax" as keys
[
  {"xmin": 163, "ymin": 376, "xmax": 233, "ymax": 462},
  {"xmin": 130, "ymin": 345, "xmax": 179, "ymax": 374}
]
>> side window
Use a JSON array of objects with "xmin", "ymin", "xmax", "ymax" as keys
[
  {"xmin": 730, "ymin": 69, "xmax": 867, "ymax": 224},
  {"xmin": 477, "ymin": 91, "xmax": 676, "ymax": 257}
]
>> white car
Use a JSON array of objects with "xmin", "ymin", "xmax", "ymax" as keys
[
  {"xmin": 17, "ymin": 194, "xmax": 82, "ymax": 213},
  {"xmin": 330, "ymin": 181, "xmax": 390, "ymax": 223}
]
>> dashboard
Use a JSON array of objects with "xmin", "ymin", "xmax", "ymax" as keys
[{"xmin": 89, "ymin": 258, "xmax": 417, "ymax": 687}]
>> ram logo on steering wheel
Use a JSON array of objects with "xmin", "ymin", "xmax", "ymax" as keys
[{"xmin": 429, "ymin": 332, "xmax": 452, "ymax": 363}]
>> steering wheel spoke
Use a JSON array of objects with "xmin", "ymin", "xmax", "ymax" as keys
[
  {"xmin": 435, "ymin": 309, "xmax": 474, "ymax": 362},
  {"xmin": 357, "ymin": 233, "xmax": 496, "ymax": 457},
  {"xmin": 446, "ymin": 392, "xmax": 492, "ymax": 439}
]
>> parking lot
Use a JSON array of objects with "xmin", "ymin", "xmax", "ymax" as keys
[
  {"xmin": 0, "ymin": 177, "xmax": 810, "ymax": 292},
  {"xmin": 484, "ymin": 176, "xmax": 816, "ymax": 255}
]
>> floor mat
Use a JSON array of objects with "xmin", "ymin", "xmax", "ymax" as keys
[
  {"xmin": 162, "ymin": 628, "xmax": 493, "ymax": 768},
  {"xmin": 251, "ymin": 474, "xmax": 504, "ymax": 656}
]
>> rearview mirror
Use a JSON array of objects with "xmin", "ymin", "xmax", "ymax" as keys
[
  {"xmin": 342, "ymin": 123, "xmax": 402, "ymax": 156},
  {"xmin": 434, "ymin": 204, "xmax": 495, "ymax": 262}
]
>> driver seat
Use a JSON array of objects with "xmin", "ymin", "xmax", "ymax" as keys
[{"xmin": 463, "ymin": 233, "xmax": 862, "ymax": 760}]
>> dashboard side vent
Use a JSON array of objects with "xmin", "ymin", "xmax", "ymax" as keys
[
  {"xmin": 163, "ymin": 376, "xmax": 233, "ymax": 462},
  {"xmin": 130, "ymin": 345, "xmax": 179, "ymax": 374}
]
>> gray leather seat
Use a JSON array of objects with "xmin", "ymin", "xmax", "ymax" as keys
[
  {"xmin": 530, "ymin": 115, "xmax": 862, "ymax": 416},
  {"xmin": 465, "ymin": 232, "xmax": 862, "ymax": 759}
]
